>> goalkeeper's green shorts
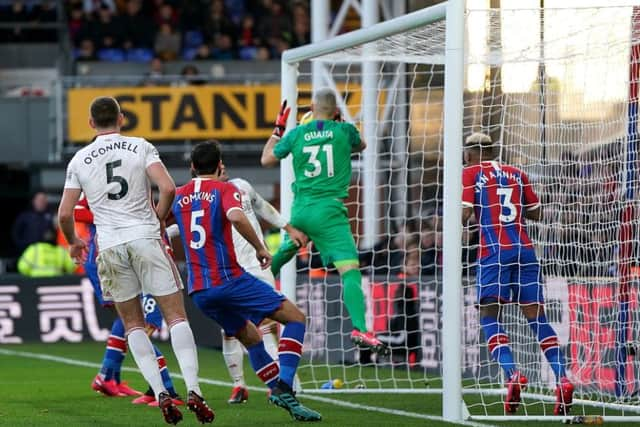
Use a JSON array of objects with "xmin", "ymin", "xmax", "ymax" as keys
[{"xmin": 290, "ymin": 197, "xmax": 359, "ymax": 266}]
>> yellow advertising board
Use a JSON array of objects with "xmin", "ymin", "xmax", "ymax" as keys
[{"xmin": 67, "ymin": 84, "xmax": 368, "ymax": 143}]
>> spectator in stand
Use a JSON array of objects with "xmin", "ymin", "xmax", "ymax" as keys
[
  {"xmin": 121, "ymin": 0, "xmax": 155, "ymax": 50},
  {"xmin": 1, "ymin": 0, "xmax": 30, "ymax": 42},
  {"xmin": 270, "ymin": 36, "xmax": 290, "ymax": 58},
  {"xmin": 178, "ymin": 0, "xmax": 205, "ymax": 31},
  {"xmin": 92, "ymin": 4, "xmax": 122, "ymax": 49},
  {"xmin": 212, "ymin": 33, "xmax": 234, "ymax": 60},
  {"xmin": 193, "ymin": 43, "xmax": 212, "ymax": 60},
  {"xmin": 203, "ymin": 0, "xmax": 236, "ymax": 44},
  {"xmin": 67, "ymin": 4, "xmax": 85, "ymax": 44},
  {"xmin": 83, "ymin": 0, "xmax": 116, "ymax": 14},
  {"xmin": 154, "ymin": 22, "xmax": 181, "ymax": 60},
  {"xmin": 255, "ymin": 45, "xmax": 271, "ymax": 60},
  {"xmin": 154, "ymin": 2, "xmax": 179, "ymax": 28},
  {"xmin": 290, "ymin": 1, "xmax": 309, "ymax": 47},
  {"xmin": 257, "ymin": 0, "xmax": 291, "ymax": 47},
  {"xmin": 17, "ymin": 226, "xmax": 76, "ymax": 278},
  {"xmin": 238, "ymin": 15, "xmax": 259, "ymax": 49},
  {"xmin": 11, "ymin": 191, "xmax": 55, "ymax": 255},
  {"xmin": 142, "ymin": 56, "xmax": 166, "ymax": 85},
  {"xmin": 179, "ymin": 64, "xmax": 206, "ymax": 85},
  {"xmin": 397, "ymin": 235, "xmax": 421, "ymax": 279},
  {"xmin": 29, "ymin": 0, "xmax": 58, "ymax": 41},
  {"xmin": 76, "ymin": 38, "xmax": 98, "ymax": 60}
]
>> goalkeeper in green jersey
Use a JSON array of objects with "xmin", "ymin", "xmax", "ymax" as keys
[{"xmin": 261, "ymin": 88, "xmax": 388, "ymax": 355}]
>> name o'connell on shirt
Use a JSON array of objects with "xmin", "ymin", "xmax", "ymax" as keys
[{"xmin": 82, "ymin": 140, "xmax": 139, "ymax": 164}]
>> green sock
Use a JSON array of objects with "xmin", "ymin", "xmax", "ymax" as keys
[
  {"xmin": 341, "ymin": 269, "xmax": 367, "ymax": 332},
  {"xmin": 270, "ymin": 236, "xmax": 299, "ymax": 276}
]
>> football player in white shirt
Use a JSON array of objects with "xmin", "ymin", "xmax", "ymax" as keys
[
  {"xmin": 219, "ymin": 164, "xmax": 307, "ymax": 403},
  {"xmin": 58, "ymin": 97, "xmax": 214, "ymax": 425}
]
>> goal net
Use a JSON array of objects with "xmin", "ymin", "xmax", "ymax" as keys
[{"xmin": 280, "ymin": 1, "xmax": 640, "ymax": 421}]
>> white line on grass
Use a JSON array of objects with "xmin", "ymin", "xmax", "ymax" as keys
[{"xmin": 0, "ymin": 348, "xmax": 494, "ymax": 427}]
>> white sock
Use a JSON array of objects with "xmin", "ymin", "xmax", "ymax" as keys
[
  {"xmin": 261, "ymin": 330, "xmax": 279, "ymax": 362},
  {"xmin": 170, "ymin": 320, "xmax": 201, "ymax": 395},
  {"xmin": 127, "ymin": 327, "xmax": 166, "ymax": 400},
  {"xmin": 222, "ymin": 332, "xmax": 245, "ymax": 387}
]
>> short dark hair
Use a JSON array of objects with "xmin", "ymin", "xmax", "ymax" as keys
[
  {"xmin": 90, "ymin": 97, "xmax": 120, "ymax": 128},
  {"xmin": 191, "ymin": 140, "xmax": 222, "ymax": 175}
]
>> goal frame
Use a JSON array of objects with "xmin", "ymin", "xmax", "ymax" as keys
[
  {"xmin": 278, "ymin": 1, "xmax": 640, "ymax": 423},
  {"xmin": 279, "ymin": 1, "xmax": 463, "ymax": 422}
]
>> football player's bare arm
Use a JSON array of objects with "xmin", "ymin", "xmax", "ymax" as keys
[
  {"xmin": 58, "ymin": 188, "xmax": 87, "ymax": 263},
  {"xmin": 228, "ymin": 209, "xmax": 272, "ymax": 269},
  {"xmin": 146, "ymin": 162, "xmax": 176, "ymax": 220},
  {"xmin": 260, "ymin": 137, "xmax": 280, "ymax": 167}
]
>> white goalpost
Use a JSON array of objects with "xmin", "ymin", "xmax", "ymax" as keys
[{"xmin": 279, "ymin": 0, "xmax": 640, "ymax": 423}]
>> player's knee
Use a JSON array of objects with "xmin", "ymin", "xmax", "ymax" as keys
[{"xmin": 479, "ymin": 299, "xmax": 499, "ymax": 318}]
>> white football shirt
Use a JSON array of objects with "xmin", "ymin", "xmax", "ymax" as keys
[{"xmin": 64, "ymin": 133, "xmax": 162, "ymax": 250}]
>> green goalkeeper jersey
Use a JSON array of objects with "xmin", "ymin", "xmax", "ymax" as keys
[{"xmin": 273, "ymin": 119, "xmax": 361, "ymax": 200}]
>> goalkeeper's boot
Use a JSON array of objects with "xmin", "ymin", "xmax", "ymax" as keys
[
  {"xmin": 350, "ymin": 330, "xmax": 390, "ymax": 355},
  {"xmin": 228, "ymin": 385, "xmax": 249, "ymax": 404},
  {"xmin": 504, "ymin": 372, "xmax": 528, "ymax": 413},
  {"xmin": 159, "ymin": 391, "xmax": 183, "ymax": 425},
  {"xmin": 554, "ymin": 377, "xmax": 574, "ymax": 415},
  {"xmin": 269, "ymin": 379, "xmax": 322, "ymax": 422},
  {"xmin": 187, "ymin": 390, "xmax": 215, "ymax": 424},
  {"xmin": 91, "ymin": 374, "xmax": 121, "ymax": 397},
  {"xmin": 117, "ymin": 381, "xmax": 143, "ymax": 397}
]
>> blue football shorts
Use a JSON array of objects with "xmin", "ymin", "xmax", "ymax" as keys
[
  {"xmin": 190, "ymin": 272, "xmax": 286, "ymax": 337},
  {"xmin": 476, "ymin": 248, "xmax": 544, "ymax": 305}
]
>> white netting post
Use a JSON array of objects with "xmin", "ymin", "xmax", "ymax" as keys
[
  {"xmin": 442, "ymin": 0, "xmax": 465, "ymax": 422},
  {"xmin": 280, "ymin": 60, "xmax": 298, "ymax": 302}
]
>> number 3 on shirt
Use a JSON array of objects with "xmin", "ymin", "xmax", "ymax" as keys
[
  {"xmin": 303, "ymin": 145, "xmax": 334, "ymax": 178},
  {"xmin": 497, "ymin": 188, "xmax": 516, "ymax": 223},
  {"xmin": 190, "ymin": 209, "xmax": 206, "ymax": 249}
]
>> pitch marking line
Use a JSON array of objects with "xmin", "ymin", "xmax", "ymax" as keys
[{"xmin": 0, "ymin": 348, "xmax": 494, "ymax": 427}]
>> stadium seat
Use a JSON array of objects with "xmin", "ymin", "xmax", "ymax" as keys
[
  {"xmin": 126, "ymin": 48, "xmax": 154, "ymax": 63},
  {"xmin": 239, "ymin": 46, "xmax": 257, "ymax": 60},
  {"xmin": 97, "ymin": 48, "xmax": 126, "ymax": 62},
  {"xmin": 183, "ymin": 31, "xmax": 204, "ymax": 49},
  {"xmin": 182, "ymin": 47, "xmax": 199, "ymax": 61}
]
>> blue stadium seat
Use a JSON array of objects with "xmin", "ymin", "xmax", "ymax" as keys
[
  {"xmin": 182, "ymin": 47, "xmax": 199, "ymax": 60},
  {"xmin": 239, "ymin": 46, "xmax": 257, "ymax": 60},
  {"xmin": 97, "ymin": 48, "xmax": 126, "ymax": 62},
  {"xmin": 126, "ymin": 48, "xmax": 154, "ymax": 62},
  {"xmin": 183, "ymin": 31, "xmax": 204, "ymax": 49}
]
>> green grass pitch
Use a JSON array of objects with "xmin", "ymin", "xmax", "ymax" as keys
[{"xmin": 0, "ymin": 342, "xmax": 619, "ymax": 427}]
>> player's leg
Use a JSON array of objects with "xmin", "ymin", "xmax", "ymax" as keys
[
  {"xmin": 85, "ymin": 247, "xmax": 131, "ymax": 397},
  {"xmin": 305, "ymin": 201, "xmax": 381, "ymax": 353},
  {"xmin": 214, "ymin": 273, "xmax": 320, "ymax": 421},
  {"xmin": 477, "ymin": 256, "xmax": 526, "ymax": 413},
  {"xmin": 517, "ymin": 252, "xmax": 573, "ymax": 415},
  {"xmin": 131, "ymin": 239, "xmax": 212, "ymax": 424},
  {"xmin": 266, "ymin": 299, "xmax": 321, "ymax": 421},
  {"xmin": 222, "ymin": 332, "xmax": 249, "ymax": 403},
  {"xmin": 270, "ymin": 234, "xmax": 299, "ymax": 276}
]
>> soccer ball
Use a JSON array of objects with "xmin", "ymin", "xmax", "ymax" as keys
[{"xmin": 299, "ymin": 110, "xmax": 314, "ymax": 125}]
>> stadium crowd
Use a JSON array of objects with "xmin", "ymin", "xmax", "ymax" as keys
[{"xmin": 66, "ymin": 0, "xmax": 311, "ymax": 62}]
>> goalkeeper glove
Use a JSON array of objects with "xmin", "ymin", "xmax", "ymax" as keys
[{"xmin": 273, "ymin": 100, "xmax": 291, "ymax": 139}]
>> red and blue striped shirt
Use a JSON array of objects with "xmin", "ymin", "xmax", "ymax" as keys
[
  {"xmin": 173, "ymin": 178, "xmax": 245, "ymax": 294},
  {"xmin": 462, "ymin": 161, "xmax": 540, "ymax": 260}
]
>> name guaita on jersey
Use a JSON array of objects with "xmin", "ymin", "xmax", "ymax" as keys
[
  {"xmin": 304, "ymin": 130, "xmax": 333, "ymax": 141},
  {"xmin": 474, "ymin": 168, "xmax": 523, "ymax": 193},
  {"xmin": 176, "ymin": 191, "xmax": 216, "ymax": 208}
]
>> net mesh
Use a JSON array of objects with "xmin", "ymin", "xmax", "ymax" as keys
[{"xmin": 287, "ymin": 4, "xmax": 640, "ymax": 417}]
